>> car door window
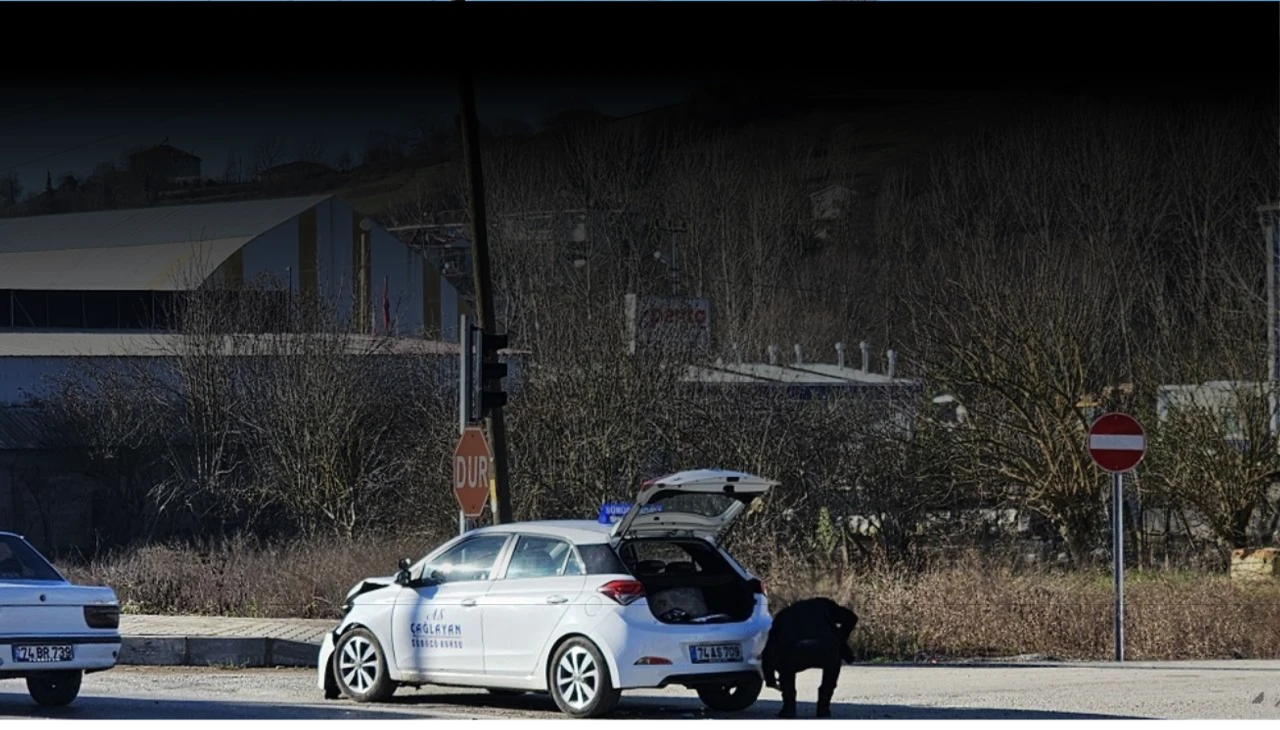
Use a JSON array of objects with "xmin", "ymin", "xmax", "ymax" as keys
[
  {"xmin": 504, "ymin": 535, "xmax": 584, "ymax": 580},
  {"xmin": 421, "ymin": 535, "xmax": 509, "ymax": 583}
]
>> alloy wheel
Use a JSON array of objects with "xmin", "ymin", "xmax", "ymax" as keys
[
  {"xmin": 555, "ymin": 646, "xmax": 599, "ymax": 710},
  {"xmin": 339, "ymin": 635, "xmax": 380, "ymax": 694}
]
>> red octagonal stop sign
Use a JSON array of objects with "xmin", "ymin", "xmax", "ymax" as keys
[
  {"xmin": 1087, "ymin": 412, "xmax": 1146, "ymax": 474},
  {"xmin": 453, "ymin": 426, "xmax": 493, "ymax": 518}
]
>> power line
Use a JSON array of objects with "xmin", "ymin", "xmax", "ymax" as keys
[
  {"xmin": 0, "ymin": 88, "xmax": 96, "ymax": 123},
  {"xmin": 0, "ymin": 109, "xmax": 194, "ymax": 175}
]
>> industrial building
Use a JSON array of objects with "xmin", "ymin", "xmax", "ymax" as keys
[{"xmin": 0, "ymin": 195, "xmax": 474, "ymax": 404}]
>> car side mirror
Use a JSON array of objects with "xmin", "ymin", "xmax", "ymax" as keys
[{"xmin": 394, "ymin": 558, "xmax": 413, "ymax": 586}]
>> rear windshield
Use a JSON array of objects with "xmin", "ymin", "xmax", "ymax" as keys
[
  {"xmin": 0, "ymin": 535, "xmax": 64, "ymax": 582},
  {"xmin": 617, "ymin": 538, "xmax": 736, "ymax": 578},
  {"xmin": 649, "ymin": 492, "xmax": 745, "ymax": 520}
]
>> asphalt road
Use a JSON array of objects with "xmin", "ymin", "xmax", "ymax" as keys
[{"xmin": 2, "ymin": 661, "xmax": 1280, "ymax": 720}]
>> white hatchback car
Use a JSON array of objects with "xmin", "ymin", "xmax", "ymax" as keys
[
  {"xmin": 318, "ymin": 469, "xmax": 777, "ymax": 718},
  {"xmin": 0, "ymin": 532, "xmax": 122, "ymax": 707}
]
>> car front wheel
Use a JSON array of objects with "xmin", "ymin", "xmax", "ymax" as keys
[
  {"xmin": 333, "ymin": 628, "xmax": 396, "ymax": 703},
  {"xmin": 696, "ymin": 675, "xmax": 763, "ymax": 712},
  {"xmin": 27, "ymin": 671, "xmax": 83, "ymax": 707},
  {"xmin": 548, "ymin": 638, "xmax": 621, "ymax": 718}
]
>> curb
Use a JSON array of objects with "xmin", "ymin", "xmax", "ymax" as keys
[{"xmin": 120, "ymin": 636, "xmax": 320, "ymax": 668}]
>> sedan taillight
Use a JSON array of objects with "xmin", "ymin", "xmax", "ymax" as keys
[
  {"xmin": 598, "ymin": 580, "xmax": 646, "ymax": 605},
  {"xmin": 84, "ymin": 604, "xmax": 120, "ymax": 630},
  {"xmin": 748, "ymin": 578, "xmax": 766, "ymax": 596}
]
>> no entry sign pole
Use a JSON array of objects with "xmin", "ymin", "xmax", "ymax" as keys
[
  {"xmin": 1111, "ymin": 470, "xmax": 1124, "ymax": 663},
  {"xmin": 1087, "ymin": 412, "xmax": 1147, "ymax": 664}
]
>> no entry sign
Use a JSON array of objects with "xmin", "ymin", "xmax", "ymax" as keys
[
  {"xmin": 453, "ymin": 426, "xmax": 493, "ymax": 518},
  {"xmin": 1088, "ymin": 413, "xmax": 1146, "ymax": 474}
]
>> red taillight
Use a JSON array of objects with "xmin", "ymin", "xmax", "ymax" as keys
[
  {"xmin": 634, "ymin": 656, "xmax": 673, "ymax": 665},
  {"xmin": 749, "ymin": 578, "xmax": 766, "ymax": 596},
  {"xmin": 599, "ymin": 579, "xmax": 646, "ymax": 605}
]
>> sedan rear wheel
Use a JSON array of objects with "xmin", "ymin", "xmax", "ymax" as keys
[
  {"xmin": 549, "ymin": 638, "xmax": 620, "ymax": 718},
  {"xmin": 334, "ymin": 628, "xmax": 396, "ymax": 703},
  {"xmin": 27, "ymin": 671, "xmax": 83, "ymax": 707}
]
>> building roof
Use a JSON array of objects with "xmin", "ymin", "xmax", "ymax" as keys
[
  {"xmin": 130, "ymin": 144, "xmax": 201, "ymax": 163},
  {"xmin": 0, "ymin": 331, "xmax": 529, "ymax": 358},
  {"xmin": 0, "ymin": 195, "xmax": 332, "ymax": 291},
  {"xmin": 0, "ymin": 332, "xmax": 452, "ymax": 358},
  {"xmin": 683, "ymin": 361, "xmax": 918, "ymax": 387}
]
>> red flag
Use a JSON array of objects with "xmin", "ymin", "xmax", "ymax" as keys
[{"xmin": 382, "ymin": 276, "xmax": 391, "ymax": 334}]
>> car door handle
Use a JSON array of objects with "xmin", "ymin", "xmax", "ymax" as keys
[
  {"xmin": 461, "ymin": 598, "xmax": 477, "ymax": 607},
  {"xmin": 546, "ymin": 595, "xmax": 568, "ymax": 604}
]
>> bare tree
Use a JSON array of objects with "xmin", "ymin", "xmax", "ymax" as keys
[
  {"xmin": 38, "ymin": 361, "xmax": 171, "ymax": 546},
  {"xmin": 253, "ymin": 134, "xmax": 286, "ymax": 174},
  {"xmin": 0, "ymin": 172, "xmax": 22, "ymax": 213},
  {"xmin": 296, "ymin": 134, "xmax": 326, "ymax": 164},
  {"xmin": 334, "ymin": 148, "xmax": 354, "ymax": 173},
  {"xmin": 222, "ymin": 151, "xmax": 243, "ymax": 183}
]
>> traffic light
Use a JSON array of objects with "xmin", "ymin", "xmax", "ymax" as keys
[{"xmin": 469, "ymin": 327, "xmax": 509, "ymax": 422}]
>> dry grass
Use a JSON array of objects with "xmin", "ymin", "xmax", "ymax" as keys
[
  {"xmin": 58, "ymin": 534, "xmax": 436, "ymax": 619},
  {"xmin": 59, "ymin": 539, "xmax": 1280, "ymax": 661},
  {"xmin": 767, "ymin": 555, "xmax": 1280, "ymax": 661}
]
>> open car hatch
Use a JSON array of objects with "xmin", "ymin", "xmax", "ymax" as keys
[{"xmin": 610, "ymin": 469, "xmax": 778, "ymax": 544}]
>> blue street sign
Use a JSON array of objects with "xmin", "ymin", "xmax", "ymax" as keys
[{"xmin": 597, "ymin": 502, "xmax": 663, "ymax": 524}]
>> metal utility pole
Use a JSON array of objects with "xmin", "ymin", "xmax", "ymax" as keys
[
  {"xmin": 1261, "ymin": 203, "xmax": 1280, "ymax": 441},
  {"xmin": 457, "ymin": 63, "xmax": 513, "ymax": 525}
]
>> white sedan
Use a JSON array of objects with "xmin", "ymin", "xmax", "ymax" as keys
[
  {"xmin": 318, "ymin": 469, "xmax": 777, "ymax": 718},
  {"xmin": 0, "ymin": 532, "xmax": 122, "ymax": 707}
]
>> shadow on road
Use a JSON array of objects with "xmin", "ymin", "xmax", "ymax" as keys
[
  {"xmin": 389, "ymin": 689, "xmax": 1144, "ymax": 720},
  {"xmin": 0, "ymin": 692, "xmax": 425, "ymax": 720}
]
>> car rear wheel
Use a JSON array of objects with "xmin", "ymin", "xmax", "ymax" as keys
[
  {"xmin": 696, "ymin": 675, "xmax": 763, "ymax": 712},
  {"xmin": 27, "ymin": 671, "xmax": 83, "ymax": 707},
  {"xmin": 334, "ymin": 628, "xmax": 396, "ymax": 703},
  {"xmin": 548, "ymin": 638, "xmax": 621, "ymax": 718}
]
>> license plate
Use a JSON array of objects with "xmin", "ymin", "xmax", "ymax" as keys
[
  {"xmin": 690, "ymin": 643, "xmax": 742, "ymax": 664},
  {"xmin": 13, "ymin": 645, "xmax": 74, "ymax": 663}
]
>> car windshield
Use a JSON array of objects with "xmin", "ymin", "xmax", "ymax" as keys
[{"xmin": 0, "ymin": 535, "xmax": 64, "ymax": 582}]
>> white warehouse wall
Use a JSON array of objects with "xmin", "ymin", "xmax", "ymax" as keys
[
  {"xmin": 240, "ymin": 218, "xmax": 299, "ymax": 288},
  {"xmin": 317, "ymin": 197, "xmax": 355, "ymax": 321},
  {"xmin": 370, "ymin": 226, "xmax": 425, "ymax": 336},
  {"xmin": 227, "ymin": 197, "xmax": 455, "ymax": 335}
]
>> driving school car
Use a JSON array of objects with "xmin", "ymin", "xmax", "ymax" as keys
[
  {"xmin": 0, "ymin": 532, "xmax": 122, "ymax": 707},
  {"xmin": 317, "ymin": 469, "xmax": 777, "ymax": 718}
]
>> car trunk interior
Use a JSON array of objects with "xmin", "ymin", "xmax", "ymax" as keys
[{"xmin": 617, "ymin": 537, "xmax": 756, "ymax": 624}]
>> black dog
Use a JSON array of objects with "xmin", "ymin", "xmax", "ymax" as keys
[{"xmin": 761, "ymin": 597, "xmax": 858, "ymax": 718}]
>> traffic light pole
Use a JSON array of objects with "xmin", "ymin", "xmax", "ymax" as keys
[
  {"xmin": 458, "ymin": 67, "xmax": 513, "ymax": 525},
  {"xmin": 457, "ymin": 314, "xmax": 470, "ymax": 536}
]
